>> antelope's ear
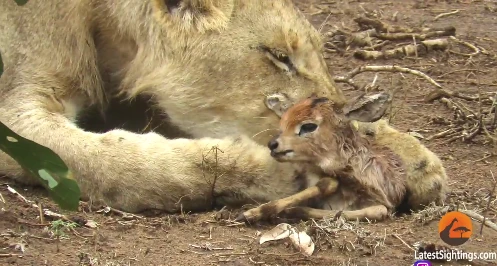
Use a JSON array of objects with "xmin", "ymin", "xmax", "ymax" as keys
[
  {"xmin": 343, "ymin": 91, "xmax": 392, "ymax": 122},
  {"xmin": 153, "ymin": 0, "xmax": 234, "ymax": 32}
]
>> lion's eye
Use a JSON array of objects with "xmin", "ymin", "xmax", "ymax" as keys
[
  {"xmin": 299, "ymin": 123, "xmax": 318, "ymax": 136},
  {"xmin": 260, "ymin": 46, "xmax": 295, "ymax": 73},
  {"xmin": 272, "ymin": 50, "xmax": 292, "ymax": 66}
]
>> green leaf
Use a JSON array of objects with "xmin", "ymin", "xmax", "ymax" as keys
[
  {"xmin": 0, "ymin": 121, "xmax": 80, "ymax": 211},
  {"xmin": 13, "ymin": 0, "xmax": 29, "ymax": 6}
]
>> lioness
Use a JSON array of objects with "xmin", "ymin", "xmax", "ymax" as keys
[{"xmin": 0, "ymin": 0, "xmax": 349, "ymax": 212}]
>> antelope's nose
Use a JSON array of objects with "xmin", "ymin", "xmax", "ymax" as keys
[{"xmin": 267, "ymin": 139, "xmax": 279, "ymax": 151}]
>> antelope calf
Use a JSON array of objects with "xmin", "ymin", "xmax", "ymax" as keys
[{"xmin": 238, "ymin": 95, "xmax": 448, "ymax": 223}]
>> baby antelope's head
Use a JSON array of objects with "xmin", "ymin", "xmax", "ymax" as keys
[{"xmin": 267, "ymin": 96, "xmax": 346, "ymax": 163}]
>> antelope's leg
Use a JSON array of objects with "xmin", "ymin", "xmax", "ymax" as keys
[
  {"xmin": 340, "ymin": 205, "xmax": 389, "ymax": 221},
  {"xmin": 235, "ymin": 177, "xmax": 339, "ymax": 223},
  {"xmin": 281, "ymin": 205, "xmax": 388, "ymax": 222}
]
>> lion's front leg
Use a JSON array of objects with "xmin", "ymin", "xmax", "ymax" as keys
[
  {"xmin": 236, "ymin": 177, "xmax": 339, "ymax": 223},
  {"xmin": 0, "ymin": 94, "xmax": 300, "ymax": 213}
]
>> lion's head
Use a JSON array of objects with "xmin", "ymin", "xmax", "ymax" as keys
[{"xmin": 122, "ymin": 0, "xmax": 346, "ymax": 144}]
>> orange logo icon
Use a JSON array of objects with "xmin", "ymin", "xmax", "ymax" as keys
[{"xmin": 438, "ymin": 211, "xmax": 472, "ymax": 246}]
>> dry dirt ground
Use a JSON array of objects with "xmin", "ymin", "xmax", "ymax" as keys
[{"xmin": 2, "ymin": 0, "xmax": 497, "ymax": 265}]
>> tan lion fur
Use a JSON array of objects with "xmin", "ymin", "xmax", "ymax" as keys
[
  {"xmin": 354, "ymin": 119, "xmax": 449, "ymax": 210},
  {"xmin": 0, "ymin": 0, "xmax": 349, "ymax": 213}
]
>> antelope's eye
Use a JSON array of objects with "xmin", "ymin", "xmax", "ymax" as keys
[{"xmin": 299, "ymin": 123, "xmax": 318, "ymax": 136}]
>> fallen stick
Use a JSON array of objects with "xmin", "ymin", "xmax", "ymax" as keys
[
  {"xmin": 425, "ymin": 88, "xmax": 491, "ymax": 102},
  {"xmin": 334, "ymin": 65, "xmax": 443, "ymax": 89},
  {"xmin": 96, "ymin": 205, "xmax": 144, "ymax": 220},
  {"xmin": 459, "ymin": 210, "xmax": 497, "ymax": 233},
  {"xmin": 354, "ymin": 16, "xmax": 416, "ymax": 33},
  {"xmin": 0, "ymin": 253, "xmax": 22, "ymax": 258},
  {"xmin": 426, "ymin": 128, "xmax": 462, "ymax": 141},
  {"xmin": 434, "ymin": 10, "xmax": 460, "ymax": 21},
  {"xmin": 392, "ymin": 234, "xmax": 416, "ymax": 251},
  {"xmin": 375, "ymin": 27, "xmax": 455, "ymax": 41},
  {"xmin": 353, "ymin": 16, "xmax": 452, "ymax": 34},
  {"xmin": 449, "ymin": 36, "xmax": 480, "ymax": 57},
  {"xmin": 480, "ymin": 172, "xmax": 496, "ymax": 236},
  {"xmin": 354, "ymin": 38, "xmax": 449, "ymax": 60},
  {"xmin": 334, "ymin": 28, "xmax": 379, "ymax": 47}
]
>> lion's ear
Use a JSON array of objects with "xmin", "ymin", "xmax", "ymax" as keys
[{"xmin": 153, "ymin": 0, "xmax": 234, "ymax": 32}]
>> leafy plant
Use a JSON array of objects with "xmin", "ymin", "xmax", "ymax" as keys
[
  {"xmin": 49, "ymin": 219, "xmax": 79, "ymax": 252},
  {"xmin": 0, "ymin": 0, "xmax": 81, "ymax": 211},
  {"xmin": 49, "ymin": 219, "xmax": 79, "ymax": 238}
]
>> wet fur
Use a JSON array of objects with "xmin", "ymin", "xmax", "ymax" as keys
[
  {"xmin": 249, "ymin": 97, "xmax": 448, "ymax": 222},
  {"xmin": 354, "ymin": 119, "xmax": 448, "ymax": 210},
  {"xmin": 278, "ymin": 98, "xmax": 407, "ymax": 214}
]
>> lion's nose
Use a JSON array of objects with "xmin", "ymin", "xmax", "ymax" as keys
[{"xmin": 267, "ymin": 139, "xmax": 279, "ymax": 150}]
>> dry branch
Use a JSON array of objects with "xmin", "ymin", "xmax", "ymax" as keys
[
  {"xmin": 333, "ymin": 28, "xmax": 379, "ymax": 48},
  {"xmin": 0, "ymin": 253, "xmax": 23, "ymax": 258},
  {"xmin": 449, "ymin": 36, "xmax": 480, "ymax": 57},
  {"xmin": 354, "ymin": 16, "xmax": 416, "ymax": 33},
  {"xmin": 375, "ymin": 27, "xmax": 455, "ymax": 41},
  {"xmin": 354, "ymin": 38, "xmax": 449, "ymax": 60},
  {"xmin": 480, "ymin": 172, "xmax": 496, "ymax": 236},
  {"xmin": 428, "ymin": 91, "xmax": 497, "ymax": 144},
  {"xmin": 459, "ymin": 210, "xmax": 497, "ymax": 233},
  {"xmin": 433, "ymin": 10, "xmax": 460, "ymax": 21},
  {"xmin": 425, "ymin": 88, "xmax": 495, "ymax": 102},
  {"xmin": 334, "ymin": 65, "xmax": 443, "ymax": 90}
]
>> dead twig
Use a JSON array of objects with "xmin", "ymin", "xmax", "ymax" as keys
[
  {"xmin": 38, "ymin": 202, "xmax": 44, "ymax": 224},
  {"xmin": 0, "ymin": 253, "xmax": 24, "ymax": 258},
  {"xmin": 199, "ymin": 145, "xmax": 227, "ymax": 210},
  {"xmin": 480, "ymin": 171, "xmax": 496, "ymax": 236},
  {"xmin": 425, "ymin": 88, "xmax": 494, "ymax": 102},
  {"xmin": 392, "ymin": 234, "xmax": 416, "ymax": 251},
  {"xmin": 189, "ymin": 243, "xmax": 234, "ymax": 251},
  {"xmin": 96, "ymin": 206, "xmax": 143, "ymax": 220},
  {"xmin": 249, "ymin": 257, "xmax": 265, "ymax": 264},
  {"xmin": 334, "ymin": 28, "xmax": 378, "ymax": 47},
  {"xmin": 472, "ymin": 153, "xmax": 495, "ymax": 163},
  {"xmin": 334, "ymin": 65, "xmax": 444, "ymax": 91},
  {"xmin": 434, "ymin": 10, "xmax": 460, "ymax": 21},
  {"xmin": 375, "ymin": 28, "xmax": 455, "ymax": 42},
  {"xmin": 449, "ymin": 36, "xmax": 480, "ymax": 57},
  {"xmin": 426, "ymin": 128, "xmax": 457, "ymax": 141},
  {"xmin": 459, "ymin": 209, "xmax": 497, "ymax": 233},
  {"xmin": 354, "ymin": 38, "xmax": 449, "ymax": 60},
  {"xmin": 354, "ymin": 16, "xmax": 415, "ymax": 33}
]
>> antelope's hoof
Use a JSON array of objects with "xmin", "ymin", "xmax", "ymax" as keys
[{"xmin": 235, "ymin": 212, "xmax": 248, "ymax": 223}]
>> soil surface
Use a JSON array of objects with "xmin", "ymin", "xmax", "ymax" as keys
[{"xmin": 2, "ymin": 0, "xmax": 497, "ymax": 265}]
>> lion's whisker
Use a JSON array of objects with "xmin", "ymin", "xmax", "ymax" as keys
[{"xmin": 252, "ymin": 128, "xmax": 278, "ymax": 138}]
